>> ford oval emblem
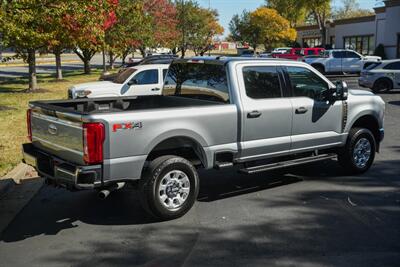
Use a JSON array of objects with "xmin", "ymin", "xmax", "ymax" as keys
[{"xmin": 48, "ymin": 124, "xmax": 58, "ymax": 135}]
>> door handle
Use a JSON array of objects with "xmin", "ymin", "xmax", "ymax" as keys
[
  {"xmin": 151, "ymin": 88, "xmax": 160, "ymax": 91},
  {"xmin": 295, "ymin": 107, "xmax": 308, "ymax": 114},
  {"xmin": 247, "ymin": 110, "xmax": 262, "ymax": 118}
]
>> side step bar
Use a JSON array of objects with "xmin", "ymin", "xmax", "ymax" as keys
[{"xmin": 239, "ymin": 153, "xmax": 337, "ymax": 174}]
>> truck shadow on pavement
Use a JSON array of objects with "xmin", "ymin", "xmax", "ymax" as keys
[{"xmin": 1, "ymin": 159, "xmax": 399, "ymax": 266}]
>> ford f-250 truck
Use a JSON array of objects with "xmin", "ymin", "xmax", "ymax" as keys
[
  {"xmin": 23, "ymin": 57, "xmax": 385, "ymax": 220},
  {"xmin": 304, "ymin": 49, "xmax": 381, "ymax": 74}
]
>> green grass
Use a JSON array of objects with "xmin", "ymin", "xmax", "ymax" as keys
[{"xmin": 0, "ymin": 69, "xmax": 103, "ymax": 177}]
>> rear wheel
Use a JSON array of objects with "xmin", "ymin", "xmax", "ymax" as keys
[
  {"xmin": 338, "ymin": 127, "xmax": 376, "ymax": 174},
  {"xmin": 139, "ymin": 155, "xmax": 199, "ymax": 220},
  {"xmin": 373, "ymin": 79, "xmax": 392, "ymax": 93}
]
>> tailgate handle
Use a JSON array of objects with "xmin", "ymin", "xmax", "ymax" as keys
[
  {"xmin": 151, "ymin": 88, "xmax": 160, "ymax": 91},
  {"xmin": 247, "ymin": 110, "xmax": 262, "ymax": 118}
]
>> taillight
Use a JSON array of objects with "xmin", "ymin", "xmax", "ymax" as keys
[
  {"xmin": 83, "ymin": 123, "xmax": 105, "ymax": 164},
  {"xmin": 27, "ymin": 109, "xmax": 32, "ymax": 142}
]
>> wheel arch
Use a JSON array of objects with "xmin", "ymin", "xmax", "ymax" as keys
[
  {"xmin": 145, "ymin": 134, "xmax": 208, "ymax": 168},
  {"xmin": 373, "ymin": 77, "xmax": 393, "ymax": 90},
  {"xmin": 348, "ymin": 114, "xmax": 380, "ymax": 151}
]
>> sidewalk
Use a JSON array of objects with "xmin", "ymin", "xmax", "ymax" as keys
[{"xmin": 0, "ymin": 163, "xmax": 43, "ymax": 235}]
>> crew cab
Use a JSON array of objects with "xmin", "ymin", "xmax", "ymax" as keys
[
  {"xmin": 68, "ymin": 64, "xmax": 169, "ymax": 99},
  {"xmin": 272, "ymin": 48, "xmax": 325, "ymax": 61},
  {"xmin": 359, "ymin": 59, "xmax": 400, "ymax": 93},
  {"xmin": 23, "ymin": 57, "xmax": 385, "ymax": 220},
  {"xmin": 304, "ymin": 49, "xmax": 381, "ymax": 74}
]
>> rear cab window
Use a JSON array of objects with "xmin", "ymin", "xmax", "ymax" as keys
[
  {"xmin": 163, "ymin": 62, "xmax": 230, "ymax": 103},
  {"xmin": 242, "ymin": 66, "xmax": 282, "ymax": 99}
]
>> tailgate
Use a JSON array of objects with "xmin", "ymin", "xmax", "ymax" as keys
[{"xmin": 30, "ymin": 110, "xmax": 85, "ymax": 165}]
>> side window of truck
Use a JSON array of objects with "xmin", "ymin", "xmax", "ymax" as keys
[
  {"xmin": 242, "ymin": 66, "xmax": 282, "ymax": 99},
  {"xmin": 333, "ymin": 51, "xmax": 345, "ymax": 58},
  {"xmin": 286, "ymin": 67, "xmax": 329, "ymax": 100},
  {"xmin": 131, "ymin": 69, "xmax": 158, "ymax": 85}
]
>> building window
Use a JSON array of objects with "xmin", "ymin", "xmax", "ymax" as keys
[
  {"xmin": 343, "ymin": 35, "xmax": 375, "ymax": 55},
  {"xmin": 397, "ymin": 34, "xmax": 400, "ymax": 59},
  {"xmin": 330, "ymin": 36, "xmax": 335, "ymax": 48},
  {"xmin": 302, "ymin": 37, "xmax": 322, "ymax": 48}
]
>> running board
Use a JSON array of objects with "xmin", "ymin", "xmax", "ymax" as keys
[{"xmin": 239, "ymin": 153, "xmax": 337, "ymax": 174}]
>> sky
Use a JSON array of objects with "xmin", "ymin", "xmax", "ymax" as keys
[{"xmin": 197, "ymin": 0, "xmax": 381, "ymax": 37}]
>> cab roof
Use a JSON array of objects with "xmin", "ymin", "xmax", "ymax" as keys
[{"xmin": 173, "ymin": 56, "xmax": 294, "ymax": 66}]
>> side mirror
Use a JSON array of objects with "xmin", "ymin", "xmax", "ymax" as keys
[
  {"xmin": 335, "ymin": 80, "xmax": 348, "ymax": 100},
  {"xmin": 128, "ymin": 79, "xmax": 138, "ymax": 86}
]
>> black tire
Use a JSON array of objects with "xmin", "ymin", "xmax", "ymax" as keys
[
  {"xmin": 372, "ymin": 78, "xmax": 392, "ymax": 93},
  {"xmin": 338, "ymin": 127, "xmax": 376, "ymax": 174},
  {"xmin": 312, "ymin": 64, "xmax": 325, "ymax": 74},
  {"xmin": 139, "ymin": 155, "xmax": 199, "ymax": 220}
]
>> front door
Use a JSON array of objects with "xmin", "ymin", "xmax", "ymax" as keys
[
  {"xmin": 236, "ymin": 64, "xmax": 293, "ymax": 160},
  {"xmin": 125, "ymin": 69, "xmax": 160, "ymax": 96},
  {"xmin": 342, "ymin": 51, "xmax": 362, "ymax": 72},
  {"xmin": 285, "ymin": 66, "xmax": 343, "ymax": 152}
]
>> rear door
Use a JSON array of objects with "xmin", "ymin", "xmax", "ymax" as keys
[
  {"xmin": 284, "ymin": 65, "xmax": 343, "ymax": 151},
  {"xmin": 236, "ymin": 63, "xmax": 293, "ymax": 160},
  {"xmin": 383, "ymin": 61, "xmax": 400, "ymax": 88},
  {"xmin": 329, "ymin": 51, "xmax": 344, "ymax": 72}
]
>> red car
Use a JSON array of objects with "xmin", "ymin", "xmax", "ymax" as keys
[{"xmin": 272, "ymin": 48, "xmax": 325, "ymax": 61}]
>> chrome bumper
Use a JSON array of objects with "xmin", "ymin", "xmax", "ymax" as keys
[{"xmin": 22, "ymin": 143, "xmax": 102, "ymax": 190}]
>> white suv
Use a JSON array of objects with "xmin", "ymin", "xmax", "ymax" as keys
[{"xmin": 359, "ymin": 59, "xmax": 400, "ymax": 93}]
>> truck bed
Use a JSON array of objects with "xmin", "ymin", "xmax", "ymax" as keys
[{"xmin": 30, "ymin": 95, "xmax": 225, "ymax": 115}]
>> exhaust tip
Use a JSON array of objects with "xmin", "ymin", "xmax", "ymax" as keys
[{"xmin": 98, "ymin": 190, "xmax": 110, "ymax": 199}]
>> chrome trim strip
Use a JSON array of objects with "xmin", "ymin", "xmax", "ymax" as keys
[{"xmin": 32, "ymin": 136, "xmax": 84, "ymax": 155}]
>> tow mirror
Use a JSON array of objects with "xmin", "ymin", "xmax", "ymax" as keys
[{"xmin": 335, "ymin": 80, "xmax": 348, "ymax": 100}]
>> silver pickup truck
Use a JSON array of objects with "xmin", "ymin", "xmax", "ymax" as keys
[{"xmin": 23, "ymin": 57, "xmax": 385, "ymax": 220}]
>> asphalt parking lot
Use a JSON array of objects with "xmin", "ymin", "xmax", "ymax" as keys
[{"xmin": 0, "ymin": 76, "xmax": 399, "ymax": 267}]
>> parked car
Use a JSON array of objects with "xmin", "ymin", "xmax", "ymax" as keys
[
  {"xmin": 121, "ymin": 54, "xmax": 178, "ymax": 69},
  {"xmin": 271, "ymin": 47, "xmax": 291, "ymax": 54},
  {"xmin": 240, "ymin": 50, "xmax": 256, "ymax": 57},
  {"xmin": 24, "ymin": 57, "xmax": 385, "ymax": 220},
  {"xmin": 359, "ymin": 59, "xmax": 400, "ymax": 93},
  {"xmin": 304, "ymin": 49, "xmax": 381, "ymax": 74},
  {"xmin": 272, "ymin": 48, "xmax": 325, "ymax": 61},
  {"xmin": 68, "ymin": 64, "xmax": 169, "ymax": 99}
]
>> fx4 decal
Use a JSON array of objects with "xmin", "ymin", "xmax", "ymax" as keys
[{"xmin": 113, "ymin": 122, "xmax": 143, "ymax": 132}]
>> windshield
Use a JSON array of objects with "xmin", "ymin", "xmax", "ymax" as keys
[
  {"xmin": 113, "ymin": 68, "xmax": 137, "ymax": 84},
  {"xmin": 365, "ymin": 62, "xmax": 382, "ymax": 70},
  {"xmin": 163, "ymin": 62, "xmax": 229, "ymax": 103}
]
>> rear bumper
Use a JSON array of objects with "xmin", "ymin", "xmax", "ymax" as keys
[{"xmin": 22, "ymin": 143, "xmax": 102, "ymax": 190}]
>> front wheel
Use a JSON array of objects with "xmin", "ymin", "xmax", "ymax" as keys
[
  {"xmin": 338, "ymin": 127, "xmax": 376, "ymax": 174},
  {"xmin": 139, "ymin": 155, "xmax": 199, "ymax": 220}
]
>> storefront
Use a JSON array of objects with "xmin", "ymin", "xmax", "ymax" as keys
[{"xmin": 295, "ymin": 0, "xmax": 400, "ymax": 59}]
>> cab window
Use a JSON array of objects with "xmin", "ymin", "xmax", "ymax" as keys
[
  {"xmin": 130, "ymin": 69, "xmax": 158, "ymax": 85},
  {"xmin": 345, "ymin": 51, "xmax": 361, "ymax": 59},
  {"xmin": 286, "ymin": 67, "xmax": 329, "ymax": 99},
  {"xmin": 243, "ymin": 66, "xmax": 282, "ymax": 99}
]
